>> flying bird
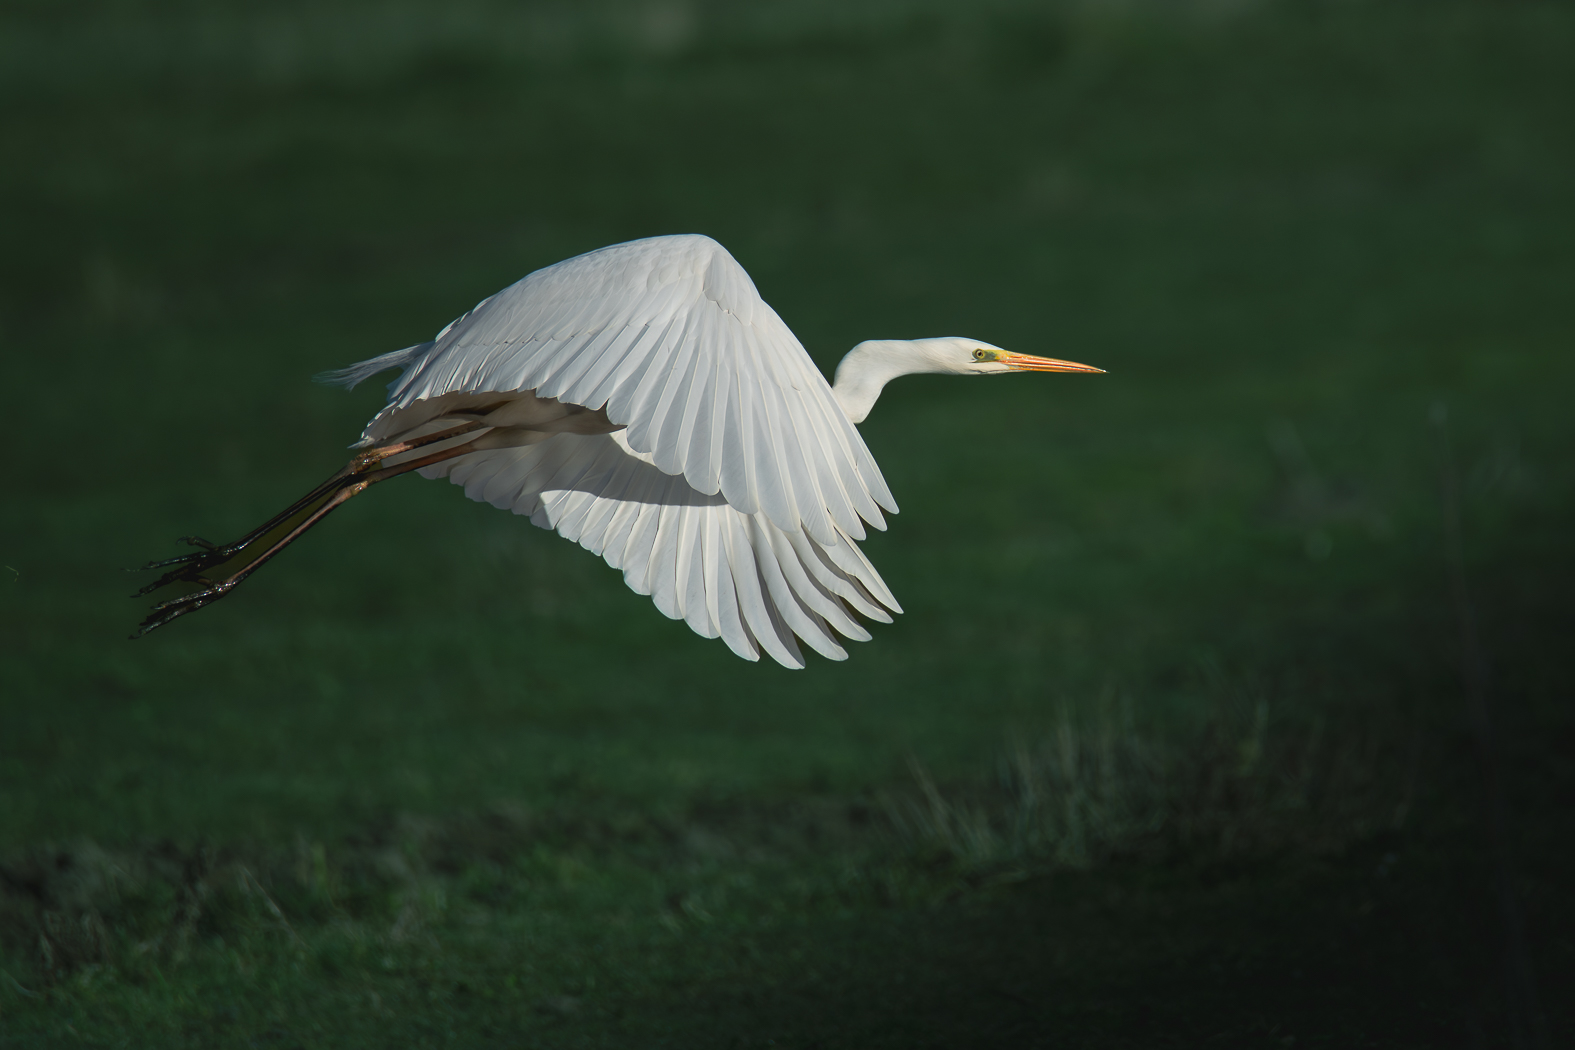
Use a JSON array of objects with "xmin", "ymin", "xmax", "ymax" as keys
[{"xmin": 136, "ymin": 234, "xmax": 1101, "ymax": 667}]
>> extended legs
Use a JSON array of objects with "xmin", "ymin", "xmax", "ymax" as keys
[{"xmin": 133, "ymin": 422, "xmax": 485, "ymax": 636}]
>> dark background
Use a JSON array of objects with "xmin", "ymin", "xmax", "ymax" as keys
[{"xmin": 1, "ymin": 1, "xmax": 1571, "ymax": 1045}]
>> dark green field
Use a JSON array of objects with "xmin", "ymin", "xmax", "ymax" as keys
[{"xmin": 2, "ymin": 1, "xmax": 1571, "ymax": 1045}]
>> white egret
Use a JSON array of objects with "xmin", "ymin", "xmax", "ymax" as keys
[{"xmin": 137, "ymin": 234, "xmax": 1101, "ymax": 666}]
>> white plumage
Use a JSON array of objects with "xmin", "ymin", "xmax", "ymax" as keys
[
  {"xmin": 339, "ymin": 234, "xmax": 898, "ymax": 668},
  {"xmin": 438, "ymin": 430, "xmax": 898, "ymax": 668},
  {"xmin": 138, "ymin": 234, "xmax": 1101, "ymax": 665},
  {"xmin": 353, "ymin": 234, "xmax": 892, "ymax": 542}
]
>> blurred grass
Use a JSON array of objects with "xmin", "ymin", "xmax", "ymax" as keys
[{"xmin": 1, "ymin": 0, "xmax": 1572, "ymax": 1044}]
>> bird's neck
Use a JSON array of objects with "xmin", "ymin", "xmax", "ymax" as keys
[{"xmin": 831, "ymin": 340, "xmax": 937, "ymax": 424}]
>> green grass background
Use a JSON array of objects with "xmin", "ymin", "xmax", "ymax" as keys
[{"xmin": 1, "ymin": 1, "xmax": 1571, "ymax": 1045}]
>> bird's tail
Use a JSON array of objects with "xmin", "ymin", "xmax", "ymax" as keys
[{"xmin": 314, "ymin": 342, "xmax": 431, "ymax": 390}]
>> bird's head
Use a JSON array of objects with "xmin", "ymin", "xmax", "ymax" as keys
[
  {"xmin": 907, "ymin": 337, "xmax": 1105, "ymax": 376},
  {"xmin": 832, "ymin": 337, "xmax": 1104, "ymax": 423}
]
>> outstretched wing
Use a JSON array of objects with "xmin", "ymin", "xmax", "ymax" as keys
[
  {"xmin": 362, "ymin": 234, "xmax": 897, "ymax": 545},
  {"xmin": 421, "ymin": 432, "xmax": 902, "ymax": 668}
]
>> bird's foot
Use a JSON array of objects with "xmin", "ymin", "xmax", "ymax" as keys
[
  {"xmin": 131, "ymin": 535, "xmax": 261, "ymax": 634},
  {"xmin": 135, "ymin": 574, "xmax": 242, "ymax": 635},
  {"xmin": 136, "ymin": 536, "xmax": 233, "ymax": 575}
]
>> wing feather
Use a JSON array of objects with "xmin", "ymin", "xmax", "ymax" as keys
[
  {"xmin": 674, "ymin": 305, "xmax": 724, "ymax": 499},
  {"xmin": 737, "ymin": 323, "xmax": 801, "ymax": 533},
  {"xmin": 760, "ymin": 526, "xmax": 873, "ymax": 641},
  {"xmin": 702, "ymin": 508, "xmax": 747, "ymax": 658},
  {"xmin": 618, "ymin": 474, "xmax": 666, "ymax": 585},
  {"xmin": 673, "ymin": 487, "xmax": 709, "ymax": 633},
  {"xmin": 579, "ymin": 284, "xmax": 687, "ymax": 410},
  {"xmin": 643, "ymin": 311, "xmax": 710, "ymax": 489},
  {"xmin": 417, "ymin": 433, "xmax": 898, "ymax": 668},
  {"xmin": 550, "ymin": 273, "xmax": 684, "ymax": 402},
  {"xmin": 780, "ymin": 527, "xmax": 893, "ymax": 623},
  {"xmin": 646, "ymin": 501, "xmax": 683, "ymax": 620},
  {"xmin": 747, "ymin": 515, "xmax": 847, "ymax": 662},
  {"xmin": 724, "ymin": 512, "xmax": 803, "ymax": 668},
  {"xmin": 358, "ymin": 235, "xmax": 895, "ymax": 539}
]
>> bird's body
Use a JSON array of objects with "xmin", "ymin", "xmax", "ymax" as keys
[{"xmin": 136, "ymin": 234, "xmax": 1100, "ymax": 666}]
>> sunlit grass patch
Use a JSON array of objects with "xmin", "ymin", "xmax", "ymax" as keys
[
  {"xmin": 1, "ymin": 676, "xmax": 1420, "ymax": 1008},
  {"xmin": 884, "ymin": 688, "xmax": 1419, "ymax": 880}
]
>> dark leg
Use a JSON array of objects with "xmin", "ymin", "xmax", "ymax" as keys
[
  {"xmin": 138, "ymin": 422, "xmax": 485, "ymax": 577},
  {"xmin": 133, "ymin": 423, "xmax": 486, "ymax": 636}
]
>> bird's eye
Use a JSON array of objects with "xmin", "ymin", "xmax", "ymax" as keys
[{"xmin": 973, "ymin": 348, "xmax": 989, "ymax": 361}]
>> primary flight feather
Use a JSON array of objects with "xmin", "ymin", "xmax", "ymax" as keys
[{"xmin": 136, "ymin": 234, "xmax": 1101, "ymax": 667}]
